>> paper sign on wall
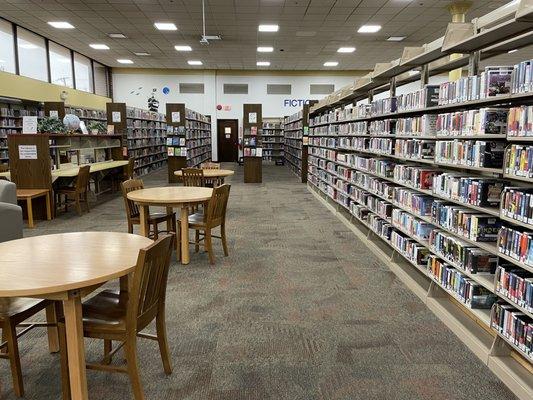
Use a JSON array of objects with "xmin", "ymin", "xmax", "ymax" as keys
[
  {"xmin": 225, "ymin": 127, "xmax": 231, "ymax": 134},
  {"xmin": 22, "ymin": 116, "xmax": 38, "ymax": 134},
  {"xmin": 49, "ymin": 110, "xmax": 59, "ymax": 119},
  {"xmin": 171, "ymin": 112, "xmax": 181, "ymax": 123},
  {"xmin": 248, "ymin": 112, "xmax": 257, "ymax": 123},
  {"xmin": 112, "ymin": 111, "xmax": 122, "ymax": 123},
  {"xmin": 18, "ymin": 145, "xmax": 37, "ymax": 159}
]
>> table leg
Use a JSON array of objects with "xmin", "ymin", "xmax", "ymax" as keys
[
  {"xmin": 180, "ymin": 206, "xmax": 190, "ymax": 265},
  {"xmin": 45, "ymin": 192, "xmax": 52, "ymax": 220},
  {"xmin": 26, "ymin": 198, "xmax": 34, "ymax": 228},
  {"xmin": 139, "ymin": 205, "xmax": 149, "ymax": 237},
  {"xmin": 62, "ymin": 292, "xmax": 89, "ymax": 400}
]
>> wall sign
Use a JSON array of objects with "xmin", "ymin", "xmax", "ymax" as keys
[
  {"xmin": 248, "ymin": 112, "xmax": 257, "ymax": 123},
  {"xmin": 18, "ymin": 145, "xmax": 37, "ymax": 159},
  {"xmin": 22, "ymin": 116, "xmax": 38, "ymax": 134},
  {"xmin": 283, "ymin": 99, "xmax": 311, "ymax": 107}
]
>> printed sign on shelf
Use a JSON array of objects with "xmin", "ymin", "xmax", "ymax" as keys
[
  {"xmin": 18, "ymin": 145, "xmax": 38, "ymax": 160},
  {"xmin": 171, "ymin": 111, "xmax": 181, "ymax": 123},
  {"xmin": 112, "ymin": 111, "xmax": 122, "ymax": 123},
  {"xmin": 22, "ymin": 116, "xmax": 38, "ymax": 134},
  {"xmin": 249, "ymin": 112, "xmax": 257, "ymax": 123},
  {"xmin": 49, "ymin": 110, "xmax": 59, "ymax": 119}
]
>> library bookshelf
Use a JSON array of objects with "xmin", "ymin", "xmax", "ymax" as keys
[
  {"xmin": 306, "ymin": 2, "xmax": 533, "ymax": 398},
  {"xmin": 262, "ymin": 117, "xmax": 284, "ymax": 165},
  {"xmin": 243, "ymin": 104, "xmax": 262, "ymax": 183},
  {"xmin": 165, "ymin": 103, "xmax": 212, "ymax": 183}
]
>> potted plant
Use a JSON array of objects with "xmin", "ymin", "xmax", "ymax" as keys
[
  {"xmin": 87, "ymin": 121, "xmax": 106, "ymax": 134},
  {"xmin": 37, "ymin": 117, "xmax": 65, "ymax": 134}
]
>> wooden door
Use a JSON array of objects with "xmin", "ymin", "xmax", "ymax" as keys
[{"xmin": 217, "ymin": 119, "xmax": 238, "ymax": 162}]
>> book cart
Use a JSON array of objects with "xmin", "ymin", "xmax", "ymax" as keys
[
  {"xmin": 306, "ymin": 2, "xmax": 533, "ymax": 398},
  {"xmin": 284, "ymin": 102, "xmax": 316, "ymax": 183}
]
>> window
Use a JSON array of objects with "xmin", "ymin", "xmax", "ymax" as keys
[
  {"xmin": 267, "ymin": 84, "xmax": 291, "ymax": 95},
  {"xmin": 17, "ymin": 27, "xmax": 47, "ymax": 81},
  {"xmin": 223, "ymin": 84, "xmax": 248, "ymax": 94},
  {"xmin": 0, "ymin": 20, "xmax": 15, "ymax": 74},
  {"xmin": 179, "ymin": 83, "xmax": 205, "ymax": 94},
  {"xmin": 74, "ymin": 53, "xmax": 93, "ymax": 92},
  {"xmin": 310, "ymin": 84, "xmax": 335, "ymax": 95},
  {"xmin": 93, "ymin": 62, "xmax": 108, "ymax": 96},
  {"xmin": 49, "ymin": 42, "xmax": 73, "ymax": 87}
]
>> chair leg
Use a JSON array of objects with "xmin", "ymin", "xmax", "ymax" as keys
[
  {"xmin": 205, "ymin": 229, "xmax": 215, "ymax": 265},
  {"xmin": 85, "ymin": 192, "xmax": 90, "ymax": 212},
  {"xmin": 153, "ymin": 223, "xmax": 159, "ymax": 241},
  {"xmin": 156, "ymin": 313, "xmax": 172, "ymax": 375},
  {"xmin": 124, "ymin": 337, "xmax": 144, "ymax": 400},
  {"xmin": 195, "ymin": 230, "xmax": 200, "ymax": 253},
  {"xmin": 75, "ymin": 194, "xmax": 82, "ymax": 216},
  {"xmin": 5, "ymin": 319, "xmax": 24, "ymax": 397},
  {"xmin": 128, "ymin": 223, "xmax": 134, "ymax": 234},
  {"xmin": 221, "ymin": 224, "xmax": 229, "ymax": 257},
  {"xmin": 57, "ymin": 321, "xmax": 71, "ymax": 400},
  {"xmin": 103, "ymin": 340, "xmax": 112, "ymax": 365},
  {"xmin": 64, "ymin": 194, "xmax": 68, "ymax": 212}
]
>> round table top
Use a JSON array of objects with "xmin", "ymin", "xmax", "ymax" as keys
[
  {"xmin": 174, "ymin": 169, "xmax": 234, "ymax": 178},
  {"xmin": 0, "ymin": 232, "xmax": 152, "ymax": 297},
  {"xmin": 127, "ymin": 186, "xmax": 213, "ymax": 206}
]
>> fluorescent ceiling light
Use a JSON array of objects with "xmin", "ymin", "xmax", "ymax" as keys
[
  {"xmin": 257, "ymin": 61, "xmax": 270, "ymax": 66},
  {"xmin": 134, "ymin": 52, "xmax": 150, "ymax": 56},
  {"xmin": 175, "ymin": 45, "xmax": 192, "ymax": 51},
  {"xmin": 337, "ymin": 47, "xmax": 356, "ymax": 53},
  {"xmin": 257, "ymin": 46, "xmax": 274, "ymax": 52},
  {"xmin": 358, "ymin": 25, "xmax": 381, "ymax": 33},
  {"xmin": 89, "ymin": 44, "xmax": 109, "ymax": 50},
  {"xmin": 387, "ymin": 36, "xmax": 406, "ymax": 41},
  {"xmin": 508, "ymin": 49, "xmax": 518, "ymax": 53},
  {"xmin": 258, "ymin": 24, "xmax": 279, "ymax": 32},
  {"xmin": 47, "ymin": 21, "xmax": 74, "ymax": 29},
  {"xmin": 117, "ymin": 59, "xmax": 133, "ymax": 64},
  {"xmin": 188, "ymin": 60, "xmax": 203, "ymax": 65},
  {"xmin": 154, "ymin": 22, "xmax": 177, "ymax": 31},
  {"xmin": 19, "ymin": 43, "xmax": 38, "ymax": 50},
  {"xmin": 324, "ymin": 61, "xmax": 339, "ymax": 67},
  {"xmin": 108, "ymin": 33, "xmax": 127, "ymax": 39}
]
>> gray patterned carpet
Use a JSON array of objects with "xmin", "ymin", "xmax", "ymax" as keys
[{"xmin": 0, "ymin": 164, "xmax": 517, "ymax": 399}]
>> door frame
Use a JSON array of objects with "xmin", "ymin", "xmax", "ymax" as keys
[{"xmin": 216, "ymin": 119, "xmax": 239, "ymax": 163}]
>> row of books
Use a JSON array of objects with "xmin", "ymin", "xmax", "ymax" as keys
[
  {"xmin": 126, "ymin": 107, "xmax": 165, "ymax": 122},
  {"xmin": 0, "ymin": 108, "xmax": 42, "ymax": 118},
  {"xmin": 395, "ymin": 139, "xmax": 434, "ymax": 160},
  {"xmin": 243, "ymin": 147, "xmax": 263, "ymax": 157},
  {"xmin": 66, "ymin": 107, "xmax": 106, "ymax": 121},
  {"xmin": 505, "ymin": 144, "xmax": 533, "ymax": 179},
  {"xmin": 501, "ymin": 188, "xmax": 533, "ymax": 226},
  {"xmin": 167, "ymin": 147, "xmax": 187, "ymax": 157},
  {"xmin": 511, "ymin": 60, "xmax": 533, "ymax": 95},
  {"xmin": 0, "ymin": 119, "xmax": 21, "ymax": 128},
  {"xmin": 435, "ymin": 108, "xmax": 508, "ymax": 136},
  {"xmin": 127, "ymin": 120, "xmax": 166, "ymax": 129},
  {"xmin": 396, "ymin": 115, "xmax": 437, "ymax": 137},
  {"xmin": 491, "ymin": 302, "xmax": 533, "ymax": 360},
  {"xmin": 434, "ymin": 140, "xmax": 505, "ymax": 169},
  {"xmin": 391, "ymin": 230, "xmax": 429, "ymax": 267},
  {"xmin": 369, "ymin": 119, "xmax": 395, "ymax": 136},
  {"xmin": 495, "ymin": 265, "xmax": 533, "ymax": 313},
  {"xmin": 185, "ymin": 109, "xmax": 210, "ymax": 124},
  {"xmin": 433, "ymin": 173, "xmax": 502, "ymax": 207},
  {"xmin": 396, "ymin": 85, "xmax": 440, "ymax": 112},
  {"xmin": 508, "ymin": 106, "xmax": 533, "ymax": 138},
  {"xmin": 498, "ymin": 226, "xmax": 533, "ymax": 267},
  {"xmin": 166, "ymin": 137, "xmax": 186, "ymax": 146}
]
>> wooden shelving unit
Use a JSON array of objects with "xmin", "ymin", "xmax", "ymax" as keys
[
  {"xmin": 165, "ymin": 103, "xmax": 212, "ymax": 183},
  {"xmin": 262, "ymin": 117, "xmax": 284, "ymax": 165},
  {"xmin": 243, "ymin": 103, "xmax": 262, "ymax": 183},
  {"xmin": 305, "ymin": 3, "xmax": 533, "ymax": 398}
]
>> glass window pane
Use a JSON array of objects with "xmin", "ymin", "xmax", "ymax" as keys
[
  {"xmin": 74, "ymin": 53, "xmax": 93, "ymax": 92},
  {"xmin": 17, "ymin": 27, "xmax": 47, "ymax": 81},
  {"xmin": 93, "ymin": 62, "xmax": 108, "ymax": 96},
  {"xmin": 0, "ymin": 20, "xmax": 15, "ymax": 74},
  {"xmin": 49, "ymin": 42, "xmax": 73, "ymax": 87}
]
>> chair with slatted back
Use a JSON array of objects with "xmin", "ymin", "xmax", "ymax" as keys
[
  {"xmin": 200, "ymin": 162, "xmax": 220, "ymax": 170},
  {"xmin": 178, "ymin": 184, "xmax": 231, "ymax": 265},
  {"xmin": 58, "ymin": 234, "xmax": 175, "ymax": 400},
  {"xmin": 181, "ymin": 168, "xmax": 205, "ymax": 187},
  {"xmin": 121, "ymin": 179, "xmax": 176, "ymax": 240},
  {"xmin": 56, "ymin": 165, "xmax": 91, "ymax": 215},
  {"xmin": 125, "ymin": 158, "xmax": 135, "ymax": 180}
]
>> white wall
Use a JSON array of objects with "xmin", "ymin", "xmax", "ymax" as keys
[{"xmin": 112, "ymin": 70, "xmax": 360, "ymax": 160}]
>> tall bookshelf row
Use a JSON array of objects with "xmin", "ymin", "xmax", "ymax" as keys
[
  {"xmin": 166, "ymin": 103, "xmax": 212, "ymax": 183},
  {"xmin": 262, "ymin": 118, "xmax": 284, "ymax": 165},
  {"xmin": 306, "ymin": 3, "xmax": 533, "ymax": 398},
  {"xmin": 284, "ymin": 103, "xmax": 314, "ymax": 183}
]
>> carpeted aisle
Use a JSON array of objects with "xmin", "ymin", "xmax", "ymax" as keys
[{"xmin": 0, "ymin": 164, "xmax": 516, "ymax": 399}]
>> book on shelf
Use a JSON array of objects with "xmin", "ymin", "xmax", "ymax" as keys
[
  {"xmin": 495, "ymin": 265, "xmax": 533, "ymax": 313},
  {"xmin": 491, "ymin": 302, "xmax": 533, "ymax": 359},
  {"xmin": 501, "ymin": 187, "xmax": 533, "ymax": 225}
]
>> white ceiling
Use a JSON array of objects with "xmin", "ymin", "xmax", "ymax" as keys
[{"xmin": 0, "ymin": 0, "xmax": 526, "ymax": 70}]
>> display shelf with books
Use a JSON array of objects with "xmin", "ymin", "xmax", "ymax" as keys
[
  {"xmin": 304, "ymin": 3, "xmax": 533, "ymax": 397},
  {"xmin": 262, "ymin": 118, "xmax": 284, "ymax": 165},
  {"xmin": 165, "ymin": 103, "xmax": 212, "ymax": 183},
  {"xmin": 243, "ymin": 104, "xmax": 262, "ymax": 183}
]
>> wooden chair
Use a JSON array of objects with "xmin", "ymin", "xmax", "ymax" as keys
[
  {"xmin": 125, "ymin": 158, "xmax": 135, "ymax": 180},
  {"xmin": 1, "ymin": 299, "xmax": 59, "ymax": 397},
  {"xmin": 182, "ymin": 168, "xmax": 205, "ymax": 187},
  {"xmin": 0, "ymin": 164, "xmax": 8, "ymax": 181},
  {"xmin": 58, "ymin": 234, "xmax": 175, "ymax": 400},
  {"xmin": 56, "ymin": 165, "xmax": 91, "ymax": 215},
  {"xmin": 121, "ymin": 179, "xmax": 176, "ymax": 240},
  {"xmin": 200, "ymin": 162, "xmax": 220, "ymax": 170},
  {"xmin": 179, "ymin": 184, "xmax": 230, "ymax": 265}
]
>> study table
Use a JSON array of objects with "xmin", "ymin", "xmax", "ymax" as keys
[
  {"xmin": 173, "ymin": 169, "xmax": 234, "ymax": 185},
  {"xmin": 0, "ymin": 232, "xmax": 152, "ymax": 400},
  {"xmin": 127, "ymin": 187, "xmax": 213, "ymax": 264}
]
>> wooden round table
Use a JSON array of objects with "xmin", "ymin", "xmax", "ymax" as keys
[
  {"xmin": 174, "ymin": 169, "xmax": 234, "ymax": 185},
  {"xmin": 127, "ymin": 187, "xmax": 213, "ymax": 265},
  {"xmin": 0, "ymin": 232, "xmax": 152, "ymax": 400}
]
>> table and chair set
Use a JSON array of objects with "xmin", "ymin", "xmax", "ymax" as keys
[{"xmin": 0, "ymin": 162, "xmax": 234, "ymax": 399}]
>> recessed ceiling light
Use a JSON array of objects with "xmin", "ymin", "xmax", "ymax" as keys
[
  {"xmin": 257, "ymin": 46, "xmax": 274, "ymax": 52},
  {"xmin": 508, "ymin": 49, "xmax": 518, "ymax": 53},
  {"xmin": 117, "ymin": 59, "xmax": 134, "ymax": 64},
  {"xmin": 134, "ymin": 52, "xmax": 151, "ymax": 56},
  {"xmin": 337, "ymin": 47, "xmax": 356, "ymax": 53},
  {"xmin": 188, "ymin": 60, "xmax": 203, "ymax": 66},
  {"xmin": 175, "ymin": 45, "xmax": 192, "ymax": 51},
  {"xmin": 387, "ymin": 36, "xmax": 406, "ymax": 42},
  {"xmin": 154, "ymin": 22, "xmax": 177, "ymax": 31},
  {"xmin": 89, "ymin": 44, "xmax": 109, "ymax": 50},
  {"xmin": 257, "ymin": 61, "xmax": 270, "ymax": 66},
  {"xmin": 324, "ymin": 61, "xmax": 339, "ymax": 67},
  {"xmin": 47, "ymin": 21, "xmax": 74, "ymax": 29},
  {"xmin": 358, "ymin": 25, "xmax": 381, "ymax": 33},
  {"xmin": 108, "ymin": 33, "xmax": 127, "ymax": 39},
  {"xmin": 258, "ymin": 24, "xmax": 279, "ymax": 32}
]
